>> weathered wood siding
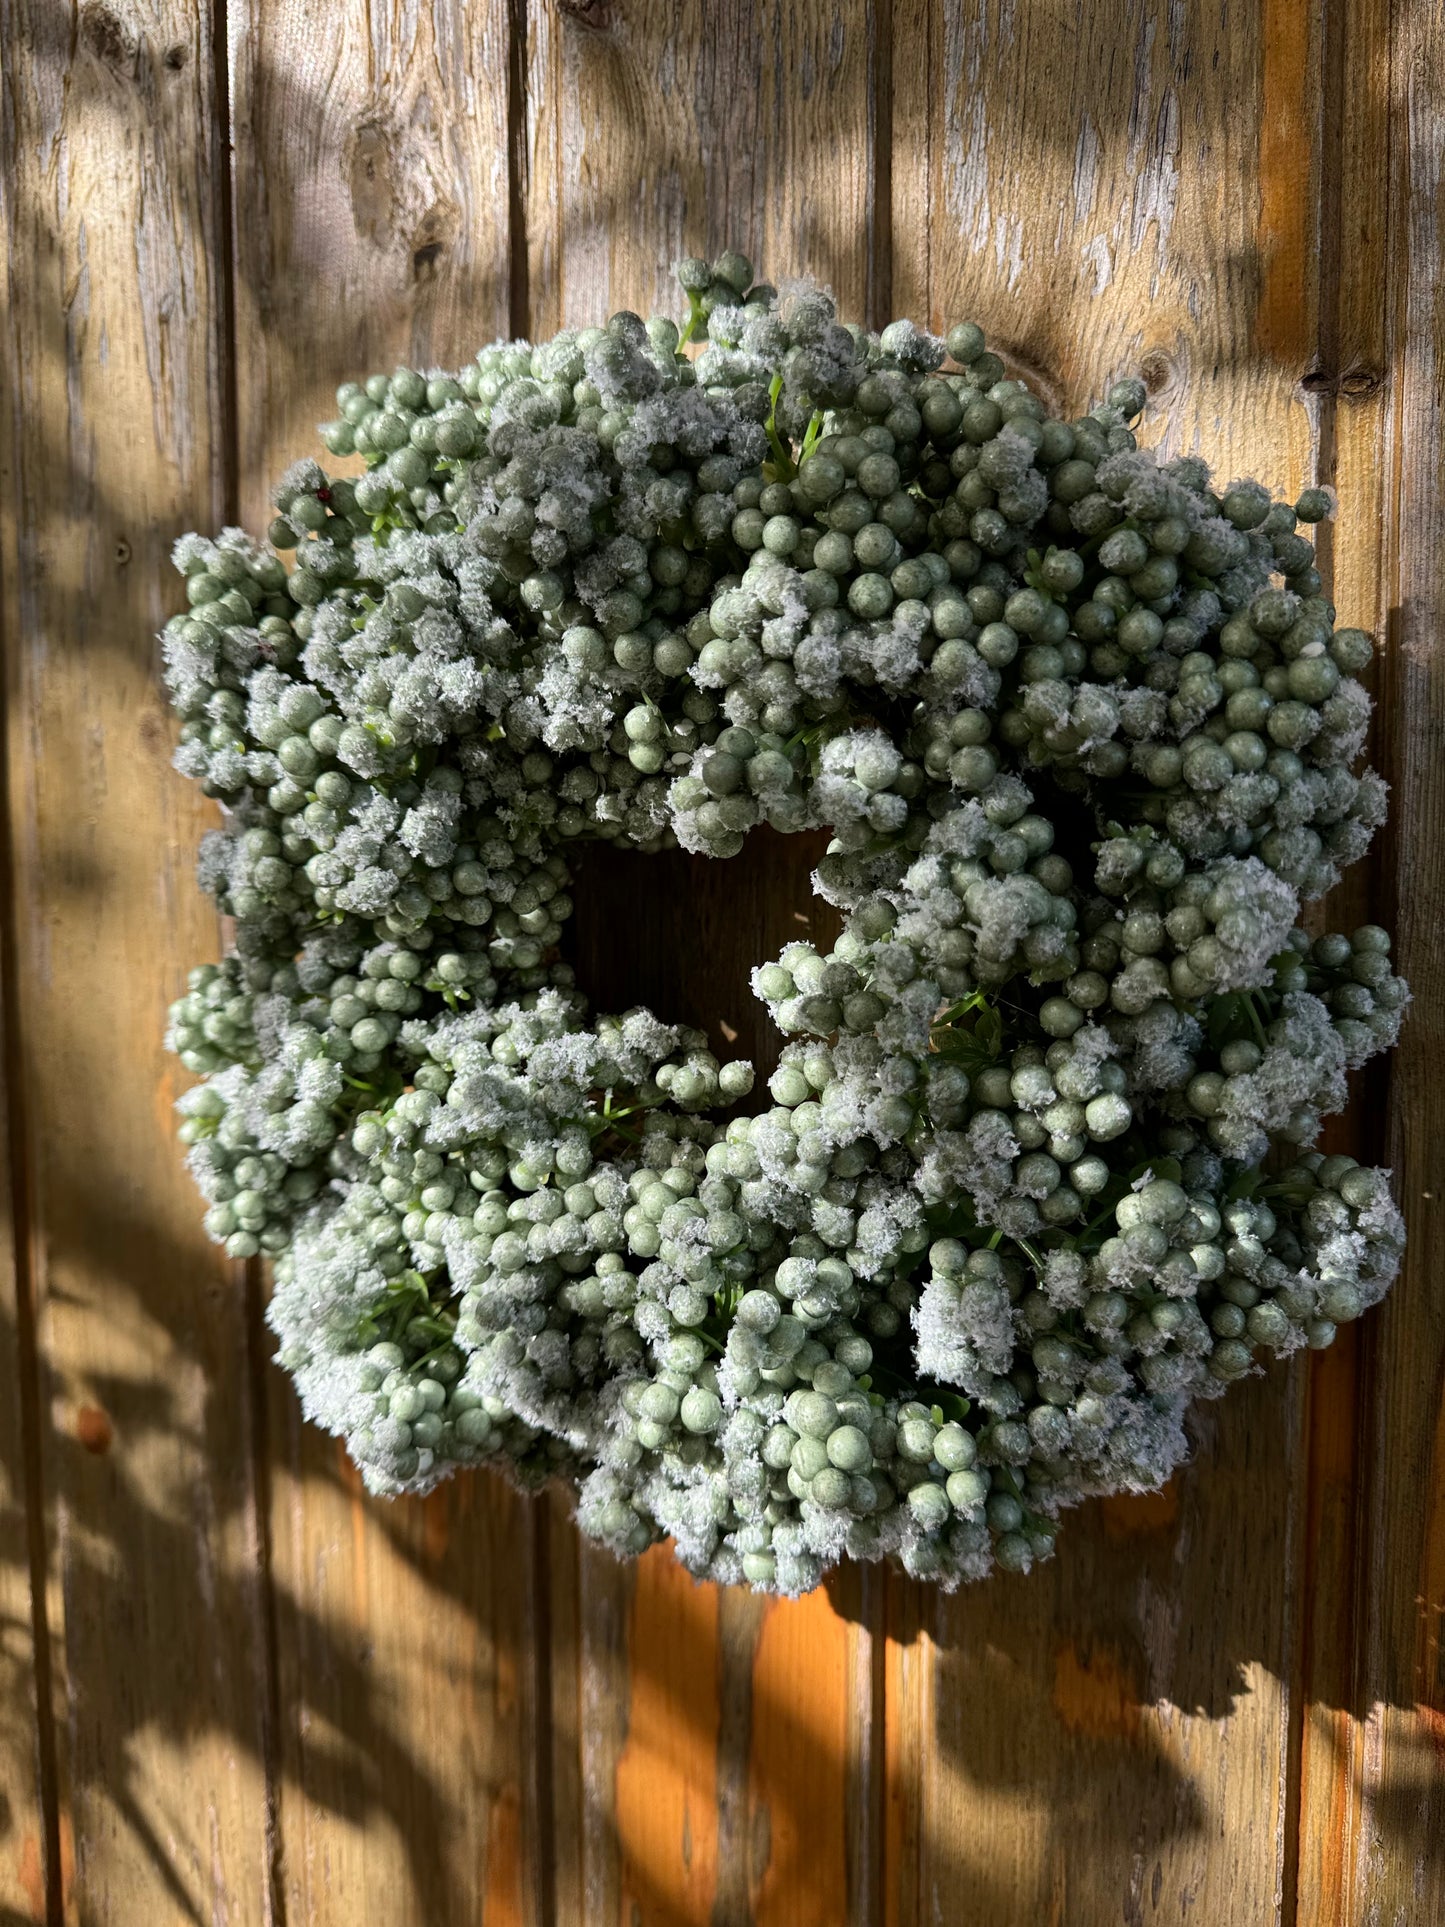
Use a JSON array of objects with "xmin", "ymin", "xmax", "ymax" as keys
[{"xmin": 1, "ymin": 2, "xmax": 1440, "ymax": 1921}]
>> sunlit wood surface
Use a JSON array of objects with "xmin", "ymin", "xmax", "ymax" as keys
[{"xmin": 1, "ymin": 2, "xmax": 1441, "ymax": 1921}]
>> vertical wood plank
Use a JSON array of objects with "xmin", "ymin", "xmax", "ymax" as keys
[
  {"xmin": 524, "ymin": 0, "xmax": 887, "ymax": 341},
  {"xmin": 525, "ymin": 4, "xmax": 887, "ymax": 1918},
  {"xmin": 0, "ymin": 1, "xmax": 277, "ymax": 1919},
  {"xmin": 226, "ymin": 3, "xmax": 545, "ymax": 1921},
  {"xmin": 1340, "ymin": 0, "xmax": 1445, "ymax": 1916},
  {"xmin": 891, "ymin": 1394, "xmax": 1308, "ymax": 1923},
  {"xmin": 611, "ymin": 1557, "xmax": 722, "ymax": 1921},
  {"xmin": 544, "ymin": 1502, "xmax": 627, "ymax": 1926},
  {"xmin": 1290, "ymin": 0, "xmax": 1394, "ymax": 1916},
  {"xmin": 0, "ymin": 830, "xmax": 47, "ymax": 1920},
  {"xmin": 738, "ymin": 1582, "xmax": 858, "ymax": 1925},
  {"xmin": 881, "ymin": 1581, "xmax": 926, "ymax": 1927},
  {"xmin": 0, "ymin": 0, "xmax": 1432, "ymax": 1919},
  {"xmin": 889, "ymin": 0, "xmax": 1331, "ymax": 1916},
  {"xmin": 268, "ymin": 1430, "xmax": 547, "ymax": 1927}
]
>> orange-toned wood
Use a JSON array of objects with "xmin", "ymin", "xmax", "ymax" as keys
[
  {"xmin": 525, "ymin": 4, "xmax": 888, "ymax": 1920},
  {"xmin": 888, "ymin": 1, "xmax": 1335, "ymax": 1918},
  {"xmin": 612, "ymin": 1553, "xmax": 722, "ymax": 1920},
  {"xmin": 0, "ymin": 757, "xmax": 46, "ymax": 1920},
  {"xmin": 1288, "ymin": 0, "xmax": 1396, "ymax": 1916},
  {"xmin": 0, "ymin": 2, "xmax": 277, "ymax": 1918},
  {"xmin": 225, "ymin": 2, "xmax": 552, "ymax": 1920},
  {"xmin": 3, "ymin": 2, "xmax": 1443, "ymax": 1922},
  {"xmin": 742, "ymin": 1582, "xmax": 854, "ymax": 1923},
  {"xmin": 1341, "ymin": 0, "xmax": 1445, "ymax": 1911}
]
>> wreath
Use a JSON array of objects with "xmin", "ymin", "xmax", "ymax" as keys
[{"xmin": 163, "ymin": 253, "xmax": 1406, "ymax": 1594}]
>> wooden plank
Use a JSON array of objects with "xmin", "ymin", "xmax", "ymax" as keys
[
  {"xmin": 1290, "ymin": 0, "xmax": 1395, "ymax": 1915},
  {"xmin": 0, "ymin": 816, "xmax": 48, "ymax": 1921},
  {"xmin": 3, "ymin": 3, "xmax": 1431, "ymax": 1920},
  {"xmin": 1339, "ymin": 0, "xmax": 1445, "ymax": 1915},
  {"xmin": 267, "ymin": 1424, "xmax": 549, "ymax": 1926},
  {"xmin": 0, "ymin": 1, "xmax": 278, "ymax": 1919},
  {"xmin": 543, "ymin": 1502, "xmax": 630, "ymax": 1925},
  {"xmin": 224, "ymin": 2, "xmax": 550, "ymax": 1921},
  {"xmin": 524, "ymin": 2, "xmax": 888, "ymax": 1918},
  {"xmin": 888, "ymin": 1385, "xmax": 1308, "ymax": 1922},
  {"xmin": 523, "ymin": 0, "xmax": 889, "ymax": 342},
  {"xmin": 888, "ymin": 0, "xmax": 1334, "ymax": 1915}
]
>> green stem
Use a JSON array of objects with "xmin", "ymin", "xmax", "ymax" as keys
[
  {"xmin": 413, "ymin": 1328, "xmax": 461, "ymax": 1365},
  {"xmin": 1242, "ymin": 990, "xmax": 1270, "ymax": 1051},
  {"xmin": 764, "ymin": 373, "xmax": 794, "ymax": 479},
  {"xmin": 1012, "ymin": 1234, "xmax": 1046, "ymax": 1274},
  {"xmin": 678, "ymin": 294, "xmax": 704, "ymax": 350}
]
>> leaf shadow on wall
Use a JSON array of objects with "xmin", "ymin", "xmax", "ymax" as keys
[
  {"xmin": 8, "ymin": 812, "xmax": 1426, "ymax": 1927},
  {"xmin": 521, "ymin": 0, "xmax": 892, "ymax": 326},
  {"xmin": 538, "ymin": 0, "xmax": 1391, "ymax": 447},
  {"xmin": 2, "ymin": 23, "xmax": 521, "ymax": 1922},
  {"xmin": 6, "ymin": 4, "xmax": 1428, "ymax": 1925},
  {"xmin": 7, "ymin": 2, "xmax": 516, "ymax": 685}
]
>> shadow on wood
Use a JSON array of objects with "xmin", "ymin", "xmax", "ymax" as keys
[
  {"xmin": 0, "ymin": 807, "xmax": 1435, "ymax": 1919},
  {"xmin": 6, "ymin": 0, "xmax": 1442, "ymax": 1918}
]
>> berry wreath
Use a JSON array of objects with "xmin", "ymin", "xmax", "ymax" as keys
[{"xmin": 163, "ymin": 252, "xmax": 1406, "ymax": 1597}]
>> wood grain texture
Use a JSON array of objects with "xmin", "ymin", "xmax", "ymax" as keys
[
  {"xmin": 888, "ymin": 2, "xmax": 1333, "ymax": 1918},
  {"xmin": 525, "ymin": 4, "xmax": 889, "ymax": 1918},
  {"xmin": 523, "ymin": 0, "xmax": 889, "ymax": 338},
  {"xmin": 1345, "ymin": 0, "xmax": 1445, "ymax": 1914},
  {"xmin": 886, "ymin": 1390, "xmax": 1310, "ymax": 1923},
  {"xmin": 0, "ymin": 1, "xmax": 278, "ymax": 1920},
  {"xmin": 3, "ymin": 0, "xmax": 1443, "ymax": 1921},
  {"xmin": 226, "ymin": 3, "xmax": 551, "ymax": 1921},
  {"xmin": 266, "ymin": 1426, "xmax": 548, "ymax": 1927},
  {"xmin": 0, "ymin": 784, "xmax": 46, "ymax": 1920},
  {"xmin": 1290, "ymin": 0, "xmax": 1396, "ymax": 1918}
]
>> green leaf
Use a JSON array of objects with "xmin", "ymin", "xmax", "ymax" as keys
[
  {"xmin": 930, "ymin": 1030, "xmax": 994, "ymax": 1075},
  {"xmin": 1207, "ymin": 991, "xmax": 1251, "ymax": 1054}
]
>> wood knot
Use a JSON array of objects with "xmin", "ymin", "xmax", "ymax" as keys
[
  {"xmin": 1340, "ymin": 367, "xmax": 1383, "ymax": 398},
  {"xmin": 559, "ymin": 0, "xmax": 614, "ymax": 26},
  {"xmin": 76, "ymin": 1405, "xmax": 114, "ymax": 1454},
  {"xmin": 79, "ymin": 1, "xmax": 138, "ymax": 73},
  {"xmin": 163, "ymin": 41, "xmax": 187, "ymax": 70},
  {"xmin": 114, "ymin": 536, "xmax": 131, "ymax": 566},
  {"xmin": 411, "ymin": 203, "xmax": 459, "ymax": 280},
  {"xmin": 1139, "ymin": 349, "xmax": 1175, "ymax": 395},
  {"xmin": 1300, "ymin": 365, "xmax": 1385, "ymax": 400},
  {"xmin": 348, "ymin": 119, "xmax": 396, "ymax": 248}
]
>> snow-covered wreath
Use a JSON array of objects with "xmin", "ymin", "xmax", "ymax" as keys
[{"xmin": 164, "ymin": 254, "xmax": 1405, "ymax": 1595}]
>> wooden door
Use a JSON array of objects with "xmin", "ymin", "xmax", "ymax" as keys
[{"xmin": 2, "ymin": 2, "xmax": 1441, "ymax": 1921}]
